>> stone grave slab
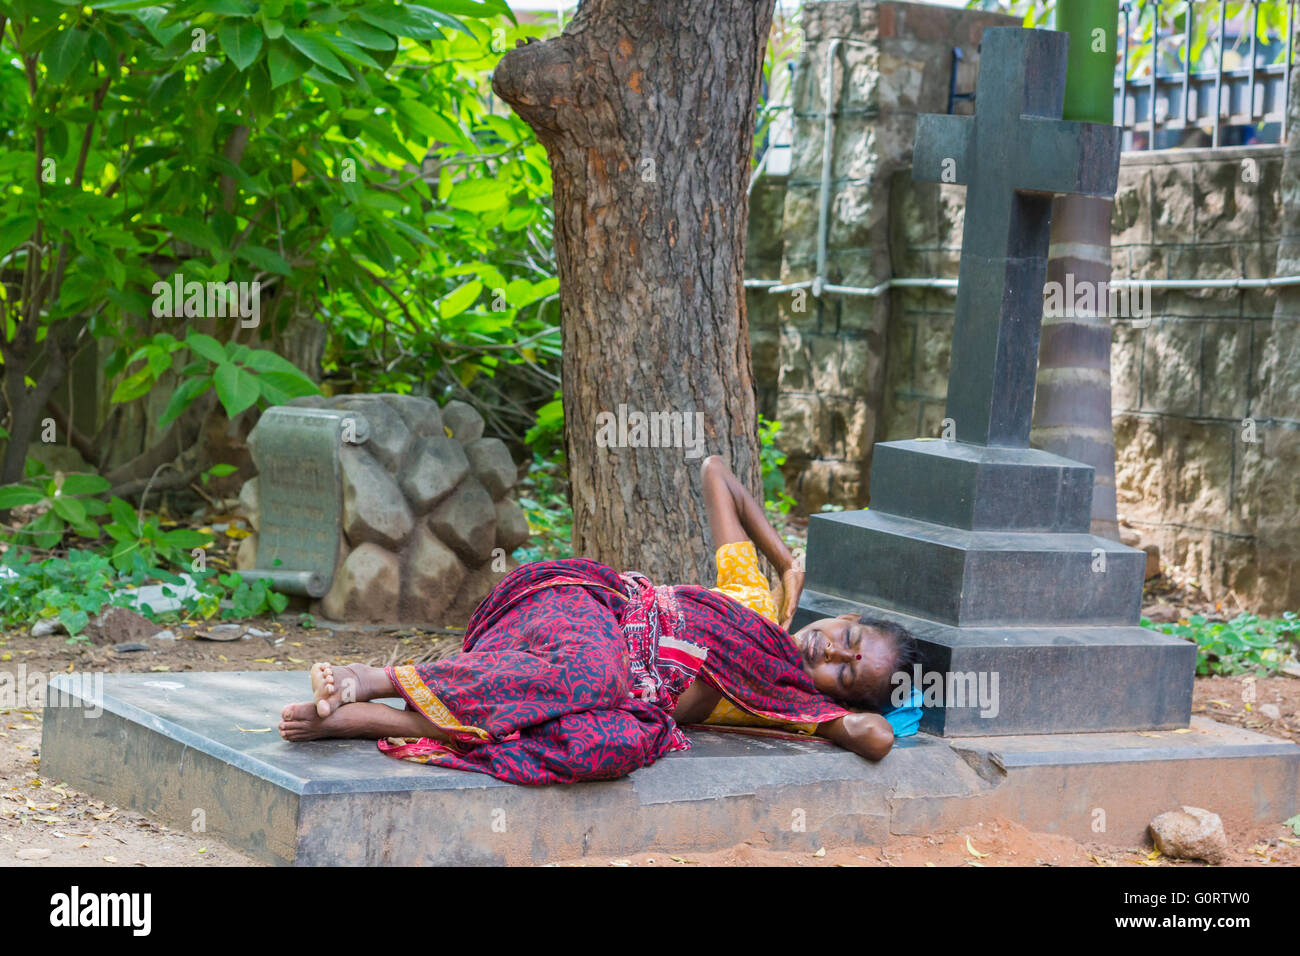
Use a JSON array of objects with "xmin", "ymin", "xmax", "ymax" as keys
[{"xmin": 41, "ymin": 672, "xmax": 1297, "ymax": 865}]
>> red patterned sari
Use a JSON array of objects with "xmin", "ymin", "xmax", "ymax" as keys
[{"xmin": 378, "ymin": 559, "xmax": 847, "ymax": 785}]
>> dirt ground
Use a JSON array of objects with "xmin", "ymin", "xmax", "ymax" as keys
[{"xmin": 2, "ymin": 614, "xmax": 1298, "ymax": 868}]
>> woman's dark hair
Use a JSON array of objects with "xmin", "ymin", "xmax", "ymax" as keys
[{"xmin": 845, "ymin": 618, "xmax": 921, "ymax": 712}]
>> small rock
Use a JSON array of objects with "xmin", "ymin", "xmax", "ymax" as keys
[
  {"xmin": 1143, "ymin": 544, "xmax": 1161, "ymax": 580},
  {"xmin": 340, "ymin": 446, "xmax": 414, "ymax": 550},
  {"xmin": 16, "ymin": 848, "xmax": 52, "ymax": 861},
  {"xmin": 245, "ymin": 627, "xmax": 272, "ymax": 638},
  {"xmin": 399, "ymin": 437, "xmax": 470, "ymax": 512},
  {"xmin": 112, "ymin": 642, "xmax": 150, "ymax": 653},
  {"xmin": 1149, "ymin": 806, "xmax": 1229, "ymax": 864},
  {"xmin": 338, "ymin": 397, "xmax": 412, "ymax": 471},
  {"xmin": 321, "ymin": 542, "xmax": 402, "ymax": 622},
  {"xmin": 151, "ymin": 629, "xmax": 177, "ymax": 641},
  {"xmin": 429, "ymin": 477, "xmax": 497, "ymax": 563},
  {"xmin": 495, "ymin": 499, "xmax": 531, "ymax": 552},
  {"xmin": 195, "ymin": 624, "xmax": 246, "ymax": 642},
  {"xmin": 464, "ymin": 438, "xmax": 518, "ymax": 499},
  {"xmin": 235, "ymin": 533, "xmax": 257, "ymax": 571},
  {"xmin": 86, "ymin": 607, "xmax": 157, "ymax": 645},
  {"xmin": 30, "ymin": 619, "xmax": 64, "ymax": 638},
  {"xmin": 237, "ymin": 478, "xmax": 260, "ymax": 531},
  {"xmin": 1144, "ymin": 605, "xmax": 1179, "ymax": 624},
  {"xmin": 441, "ymin": 400, "xmax": 485, "ymax": 443},
  {"xmin": 1258, "ymin": 703, "xmax": 1282, "ymax": 721},
  {"xmin": 380, "ymin": 393, "xmax": 444, "ymax": 440},
  {"xmin": 402, "ymin": 526, "xmax": 467, "ymax": 622}
]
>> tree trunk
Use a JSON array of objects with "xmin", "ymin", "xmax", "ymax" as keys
[{"xmin": 493, "ymin": 0, "xmax": 771, "ymax": 583}]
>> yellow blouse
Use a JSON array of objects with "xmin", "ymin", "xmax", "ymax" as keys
[{"xmin": 704, "ymin": 541, "xmax": 817, "ymax": 735}]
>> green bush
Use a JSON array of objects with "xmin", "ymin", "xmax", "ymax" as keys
[{"xmin": 1144, "ymin": 612, "xmax": 1300, "ymax": 676}]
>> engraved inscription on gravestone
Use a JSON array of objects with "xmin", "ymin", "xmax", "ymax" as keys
[{"xmin": 239, "ymin": 407, "xmax": 370, "ymax": 597}]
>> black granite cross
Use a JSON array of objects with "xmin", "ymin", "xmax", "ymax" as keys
[{"xmin": 913, "ymin": 27, "xmax": 1121, "ymax": 447}]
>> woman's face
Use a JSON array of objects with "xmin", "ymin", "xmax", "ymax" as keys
[{"xmin": 792, "ymin": 614, "xmax": 894, "ymax": 706}]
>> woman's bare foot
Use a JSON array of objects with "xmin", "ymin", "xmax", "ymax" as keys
[
  {"xmin": 310, "ymin": 662, "xmax": 364, "ymax": 717},
  {"xmin": 278, "ymin": 700, "xmax": 450, "ymax": 742}
]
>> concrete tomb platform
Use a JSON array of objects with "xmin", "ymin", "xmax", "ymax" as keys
[{"xmin": 41, "ymin": 672, "xmax": 1298, "ymax": 866}]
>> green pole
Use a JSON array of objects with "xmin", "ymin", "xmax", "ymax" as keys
[{"xmin": 1057, "ymin": 0, "xmax": 1119, "ymax": 125}]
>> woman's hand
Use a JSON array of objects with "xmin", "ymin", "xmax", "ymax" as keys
[{"xmin": 779, "ymin": 566, "xmax": 805, "ymax": 631}]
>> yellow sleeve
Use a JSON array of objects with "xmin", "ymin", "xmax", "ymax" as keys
[{"xmin": 711, "ymin": 540, "xmax": 779, "ymax": 624}]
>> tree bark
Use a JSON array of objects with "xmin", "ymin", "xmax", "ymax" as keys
[
  {"xmin": 1032, "ymin": 194, "xmax": 1120, "ymax": 540},
  {"xmin": 1030, "ymin": 0, "xmax": 1122, "ymax": 541},
  {"xmin": 493, "ymin": 0, "xmax": 772, "ymax": 583}
]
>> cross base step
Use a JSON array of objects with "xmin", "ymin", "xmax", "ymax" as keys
[{"xmin": 794, "ymin": 589, "xmax": 1195, "ymax": 736}]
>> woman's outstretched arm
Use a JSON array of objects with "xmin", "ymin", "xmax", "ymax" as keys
[
  {"xmin": 700, "ymin": 455, "xmax": 804, "ymax": 628},
  {"xmin": 816, "ymin": 712, "xmax": 894, "ymax": 760}
]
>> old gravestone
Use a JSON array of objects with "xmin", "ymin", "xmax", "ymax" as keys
[
  {"xmin": 792, "ymin": 27, "xmax": 1195, "ymax": 735},
  {"xmin": 237, "ymin": 394, "xmax": 531, "ymax": 624}
]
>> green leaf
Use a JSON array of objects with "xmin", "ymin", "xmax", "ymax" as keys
[
  {"xmin": 107, "ymin": 496, "xmax": 138, "ymax": 529},
  {"xmin": 439, "ymin": 280, "xmax": 482, "ymax": 319},
  {"xmin": 419, "ymin": 0, "xmax": 513, "ymax": 20},
  {"xmin": 325, "ymin": 34, "xmax": 383, "ymax": 70},
  {"xmin": 158, "ymin": 374, "xmax": 213, "ymax": 429},
  {"xmin": 268, "ymin": 41, "xmax": 308, "ymax": 88},
  {"xmin": 161, "ymin": 216, "xmax": 223, "ymax": 254},
  {"xmin": 0, "ymin": 484, "xmax": 45, "ymax": 509},
  {"xmin": 240, "ymin": 349, "xmax": 304, "ymax": 375},
  {"xmin": 331, "ymin": 209, "xmax": 358, "ymax": 237},
  {"xmin": 58, "ymin": 608, "xmax": 90, "ymax": 637},
  {"xmin": 43, "ymin": 27, "xmax": 90, "ymax": 85},
  {"xmin": 255, "ymin": 370, "xmax": 322, "ymax": 405},
  {"xmin": 285, "ymin": 29, "xmax": 352, "ymax": 80},
  {"xmin": 51, "ymin": 496, "xmax": 88, "ymax": 526},
  {"xmin": 236, "ymin": 245, "xmax": 292, "ymax": 276},
  {"xmin": 160, "ymin": 528, "xmax": 212, "ymax": 548},
  {"xmin": 186, "ymin": 333, "xmax": 228, "ymax": 365},
  {"xmin": 446, "ymin": 179, "xmax": 508, "ymax": 213},
  {"xmin": 219, "ymin": 20, "xmax": 263, "ymax": 72},
  {"xmin": 213, "ymin": 363, "xmax": 261, "ymax": 417},
  {"xmin": 110, "ymin": 367, "xmax": 156, "ymax": 404},
  {"xmin": 58, "ymin": 474, "xmax": 111, "ymax": 496},
  {"xmin": 338, "ymin": 19, "xmax": 396, "ymax": 49},
  {"xmin": 0, "ymin": 213, "xmax": 37, "ymax": 259}
]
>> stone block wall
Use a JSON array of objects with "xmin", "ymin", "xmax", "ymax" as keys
[
  {"xmin": 745, "ymin": 4, "xmax": 1300, "ymax": 611},
  {"xmin": 747, "ymin": 0, "xmax": 1015, "ymax": 511}
]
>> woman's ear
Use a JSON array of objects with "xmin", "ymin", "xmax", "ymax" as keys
[{"xmin": 838, "ymin": 613, "xmax": 862, "ymax": 624}]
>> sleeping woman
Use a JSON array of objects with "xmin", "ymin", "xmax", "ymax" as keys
[{"xmin": 277, "ymin": 456, "xmax": 921, "ymax": 785}]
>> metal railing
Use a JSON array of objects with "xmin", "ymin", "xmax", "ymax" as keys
[{"xmin": 1116, "ymin": 0, "xmax": 1297, "ymax": 148}]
